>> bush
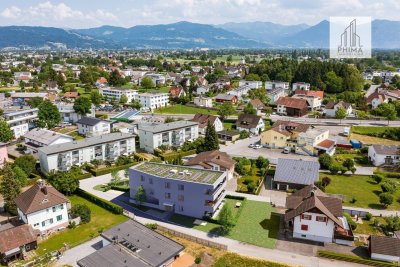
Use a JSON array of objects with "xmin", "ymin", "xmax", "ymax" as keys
[
  {"xmin": 76, "ymin": 188, "xmax": 123, "ymax": 214},
  {"xmin": 318, "ymin": 154, "xmax": 332, "ymax": 170},
  {"xmin": 87, "ymin": 162, "xmax": 137, "ymax": 176},
  {"xmin": 246, "ymin": 181, "xmax": 256, "ymax": 193},
  {"xmin": 71, "ymin": 204, "xmax": 91, "ymax": 224},
  {"xmin": 371, "ymin": 174, "xmax": 383, "ymax": 184},
  {"xmin": 350, "ymin": 197, "xmax": 357, "ymax": 204},
  {"xmin": 329, "ymin": 163, "xmax": 344, "ymax": 174},
  {"xmin": 225, "ymin": 195, "xmax": 246, "ymax": 200},
  {"xmin": 343, "ymin": 213, "xmax": 357, "ymax": 230},
  {"xmin": 364, "ymin": 212, "xmax": 372, "ymax": 221},
  {"xmin": 161, "ymin": 150, "xmax": 196, "ymax": 162},
  {"xmin": 145, "ymin": 223, "xmax": 158, "ymax": 230},
  {"xmin": 68, "ymin": 221, "xmax": 77, "ymax": 229},
  {"xmin": 195, "ymin": 256, "xmax": 201, "ymax": 264},
  {"xmin": 380, "ymin": 180, "xmax": 397, "ymax": 194},
  {"xmin": 321, "ymin": 177, "xmax": 331, "ymax": 187},
  {"xmin": 379, "ymin": 192, "xmax": 394, "ymax": 207}
]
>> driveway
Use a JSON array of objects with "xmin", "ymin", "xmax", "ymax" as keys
[
  {"xmin": 55, "ymin": 237, "xmax": 103, "ymax": 267},
  {"xmin": 259, "ymin": 176, "xmax": 287, "ymax": 208}
]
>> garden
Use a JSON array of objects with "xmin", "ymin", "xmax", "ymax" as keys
[
  {"xmin": 155, "ymin": 104, "xmax": 219, "ymax": 115},
  {"xmin": 234, "ymin": 157, "xmax": 269, "ymax": 194}
]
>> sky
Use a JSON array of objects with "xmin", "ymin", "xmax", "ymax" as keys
[{"xmin": 0, "ymin": 0, "xmax": 399, "ymax": 28}]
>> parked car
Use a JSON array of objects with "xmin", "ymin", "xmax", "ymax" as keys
[
  {"xmin": 248, "ymin": 144, "xmax": 254, "ymax": 148},
  {"xmin": 283, "ymin": 147, "xmax": 291, "ymax": 154},
  {"xmin": 253, "ymin": 144, "xmax": 262, "ymax": 149}
]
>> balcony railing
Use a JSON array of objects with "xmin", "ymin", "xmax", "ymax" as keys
[{"xmin": 204, "ymin": 190, "xmax": 225, "ymax": 207}]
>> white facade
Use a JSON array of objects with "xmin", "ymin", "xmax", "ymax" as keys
[
  {"xmin": 38, "ymin": 133, "xmax": 136, "ymax": 173},
  {"xmin": 198, "ymin": 117, "xmax": 224, "ymax": 135},
  {"xmin": 293, "ymin": 95, "xmax": 322, "ymax": 110},
  {"xmin": 267, "ymin": 88, "xmax": 287, "ymax": 104},
  {"xmin": 239, "ymin": 80, "xmax": 262, "ymax": 89},
  {"xmin": 236, "ymin": 119, "xmax": 265, "ymax": 135},
  {"xmin": 293, "ymin": 212, "xmax": 335, "ymax": 243},
  {"xmin": 368, "ymin": 145, "xmax": 400, "ymax": 166},
  {"xmin": 57, "ymin": 102, "xmax": 96, "ymax": 123},
  {"xmin": 99, "ymin": 87, "xmax": 138, "ymax": 103},
  {"xmin": 193, "ymin": 96, "xmax": 213, "ymax": 108},
  {"xmin": 77, "ymin": 121, "xmax": 111, "ymax": 137},
  {"xmin": 227, "ymin": 86, "xmax": 251, "ymax": 99},
  {"xmin": 4, "ymin": 108, "xmax": 38, "ymax": 139},
  {"xmin": 325, "ymin": 104, "xmax": 353, "ymax": 118},
  {"xmin": 17, "ymin": 203, "xmax": 69, "ymax": 233},
  {"xmin": 265, "ymin": 81, "xmax": 289, "ymax": 91},
  {"xmin": 196, "ymin": 86, "xmax": 209, "ymax": 95},
  {"xmin": 138, "ymin": 92, "xmax": 169, "ymax": 110},
  {"xmin": 292, "ymin": 82, "xmax": 311, "ymax": 92}
]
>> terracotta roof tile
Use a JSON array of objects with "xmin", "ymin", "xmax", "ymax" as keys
[
  {"xmin": 0, "ymin": 224, "xmax": 38, "ymax": 253},
  {"xmin": 276, "ymin": 97, "xmax": 309, "ymax": 109}
]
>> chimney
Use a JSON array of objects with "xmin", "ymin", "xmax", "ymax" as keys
[{"xmin": 41, "ymin": 186, "xmax": 48, "ymax": 196}]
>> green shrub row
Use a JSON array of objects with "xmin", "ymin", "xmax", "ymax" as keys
[
  {"xmin": 317, "ymin": 250, "xmax": 397, "ymax": 267},
  {"xmin": 225, "ymin": 195, "xmax": 246, "ymax": 201},
  {"xmin": 160, "ymin": 149, "xmax": 196, "ymax": 162},
  {"xmin": 378, "ymin": 172, "xmax": 400, "ymax": 179},
  {"xmin": 77, "ymin": 173, "xmax": 92, "ymax": 180},
  {"xmin": 110, "ymin": 185, "xmax": 130, "ymax": 192},
  {"xmin": 76, "ymin": 188, "xmax": 123, "ymax": 214},
  {"xmin": 87, "ymin": 162, "xmax": 137, "ymax": 176}
]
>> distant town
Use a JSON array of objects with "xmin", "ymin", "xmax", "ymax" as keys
[{"xmin": 0, "ymin": 48, "xmax": 399, "ymax": 267}]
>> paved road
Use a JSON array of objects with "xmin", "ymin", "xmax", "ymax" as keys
[{"xmin": 343, "ymin": 206, "xmax": 400, "ymax": 217}]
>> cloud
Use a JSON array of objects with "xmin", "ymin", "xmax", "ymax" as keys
[{"xmin": 0, "ymin": 6, "xmax": 21, "ymax": 19}]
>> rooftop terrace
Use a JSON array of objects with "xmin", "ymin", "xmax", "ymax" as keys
[{"xmin": 133, "ymin": 162, "xmax": 224, "ymax": 184}]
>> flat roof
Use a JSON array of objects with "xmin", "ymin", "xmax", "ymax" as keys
[
  {"xmin": 138, "ymin": 121, "xmax": 198, "ymax": 134},
  {"xmin": 133, "ymin": 162, "xmax": 224, "ymax": 184},
  {"xmin": 38, "ymin": 132, "xmax": 135, "ymax": 155}
]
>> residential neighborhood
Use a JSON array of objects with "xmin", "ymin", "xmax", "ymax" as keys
[{"xmin": 0, "ymin": 4, "xmax": 400, "ymax": 267}]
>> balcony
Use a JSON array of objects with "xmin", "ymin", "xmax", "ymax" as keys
[
  {"xmin": 205, "ymin": 178, "xmax": 226, "ymax": 196},
  {"xmin": 204, "ymin": 190, "xmax": 225, "ymax": 207}
]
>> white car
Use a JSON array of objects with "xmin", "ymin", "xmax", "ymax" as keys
[
  {"xmin": 283, "ymin": 147, "xmax": 291, "ymax": 154},
  {"xmin": 248, "ymin": 144, "xmax": 255, "ymax": 148},
  {"xmin": 253, "ymin": 144, "xmax": 262, "ymax": 149}
]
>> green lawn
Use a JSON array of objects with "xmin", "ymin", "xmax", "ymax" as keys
[
  {"xmin": 352, "ymin": 126, "xmax": 400, "ymax": 135},
  {"xmin": 332, "ymin": 153, "xmax": 372, "ymax": 167},
  {"xmin": 322, "ymin": 174, "xmax": 400, "ymax": 210},
  {"xmin": 155, "ymin": 104, "xmax": 218, "ymax": 115},
  {"xmin": 36, "ymin": 195, "xmax": 127, "ymax": 255},
  {"xmin": 353, "ymin": 218, "xmax": 385, "ymax": 236},
  {"xmin": 223, "ymin": 122, "xmax": 234, "ymax": 130},
  {"xmin": 213, "ymin": 253, "xmax": 288, "ymax": 267},
  {"xmin": 170, "ymin": 199, "xmax": 279, "ymax": 248}
]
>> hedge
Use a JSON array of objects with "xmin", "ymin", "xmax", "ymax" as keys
[
  {"xmin": 110, "ymin": 185, "xmax": 130, "ymax": 192},
  {"xmin": 87, "ymin": 162, "xmax": 138, "ymax": 176},
  {"xmin": 160, "ymin": 149, "xmax": 196, "ymax": 162},
  {"xmin": 75, "ymin": 188, "xmax": 123, "ymax": 214},
  {"xmin": 77, "ymin": 172, "xmax": 92, "ymax": 180},
  {"xmin": 317, "ymin": 251, "xmax": 397, "ymax": 267},
  {"xmin": 225, "ymin": 195, "xmax": 246, "ymax": 201}
]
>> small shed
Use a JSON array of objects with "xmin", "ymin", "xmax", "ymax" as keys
[
  {"xmin": 350, "ymin": 139, "xmax": 362, "ymax": 149},
  {"xmin": 336, "ymin": 140, "xmax": 352, "ymax": 150}
]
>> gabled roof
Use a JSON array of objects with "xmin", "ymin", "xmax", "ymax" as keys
[
  {"xmin": 284, "ymin": 185, "xmax": 344, "ymax": 228},
  {"xmin": 15, "ymin": 182, "xmax": 69, "ymax": 214},
  {"xmin": 250, "ymin": 99, "xmax": 265, "ymax": 110},
  {"xmin": 274, "ymin": 158, "xmax": 319, "ymax": 185},
  {"xmin": 235, "ymin": 114, "xmax": 262, "ymax": 129},
  {"xmin": 64, "ymin": 92, "xmax": 80, "ymax": 98},
  {"xmin": 191, "ymin": 113, "xmax": 218, "ymax": 129},
  {"xmin": 0, "ymin": 224, "xmax": 38, "ymax": 253},
  {"xmin": 269, "ymin": 120, "xmax": 310, "ymax": 136},
  {"xmin": 23, "ymin": 128, "xmax": 73, "ymax": 146},
  {"xmin": 215, "ymin": 93, "xmax": 236, "ymax": 101},
  {"xmin": 169, "ymin": 85, "xmax": 185, "ymax": 98},
  {"xmin": 276, "ymin": 97, "xmax": 309, "ymax": 109},
  {"xmin": 77, "ymin": 117, "xmax": 108, "ymax": 126},
  {"xmin": 369, "ymin": 235, "xmax": 400, "ymax": 257},
  {"xmin": 325, "ymin": 101, "xmax": 352, "ymax": 110},
  {"xmin": 294, "ymin": 89, "xmax": 324, "ymax": 99},
  {"xmin": 185, "ymin": 150, "xmax": 235, "ymax": 170},
  {"xmin": 371, "ymin": 144, "xmax": 400, "ymax": 155}
]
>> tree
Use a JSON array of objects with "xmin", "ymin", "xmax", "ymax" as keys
[
  {"xmin": 37, "ymin": 100, "xmax": 61, "ymax": 128},
  {"xmin": 109, "ymin": 70, "xmax": 125, "ymax": 86},
  {"xmin": 381, "ymin": 180, "xmax": 397, "ymax": 194},
  {"xmin": 372, "ymin": 76, "xmax": 383, "ymax": 85},
  {"xmin": 13, "ymin": 166, "xmax": 28, "ymax": 187},
  {"xmin": 378, "ymin": 103, "xmax": 397, "ymax": 125},
  {"xmin": 13, "ymin": 155, "xmax": 36, "ymax": 176},
  {"xmin": 48, "ymin": 171, "xmax": 79, "ymax": 195},
  {"xmin": 372, "ymin": 174, "xmax": 383, "ymax": 184},
  {"xmin": 132, "ymin": 99, "xmax": 142, "ymax": 110},
  {"xmin": 28, "ymin": 97, "xmax": 44, "ymax": 108},
  {"xmin": 90, "ymin": 90, "xmax": 102, "ymax": 106},
  {"xmin": 325, "ymin": 71, "xmax": 343, "ymax": 93},
  {"xmin": 383, "ymin": 215, "xmax": 400, "ymax": 232},
  {"xmin": 120, "ymin": 94, "xmax": 128, "ymax": 104},
  {"xmin": 218, "ymin": 204, "xmax": 235, "ymax": 234},
  {"xmin": 379, "ymin": 192, "xmax": 394, "ymax": 207},
  {"xmin": 0, "ymin": 165, "xmax": 21, "ymax": 215},
  {"xmin": 335, "ymin": 107, "xmax": 347, "ymax": 123},
  {"xmin": 109, "ymin": 170, "xmax": 121, "ymax": 187},
  {"xmin": 71, "ymin": 204, "xmax": 91, "ymax": 224},
  {"xmin": 243, "ymin": 102, "xmax": 256, "ymax": 115},
  {"xmin": 134, "ymin": 185, "xmax": 147, "ymax": 205},
  {"xmin": 329, "ymin": 162, "xmax": 345, "ymax": 175},
  {"xmin": 73, "ymin": 97, "xmax": 92, "ymax": 115},
  {"xmin": 217, "ymin": 102, "xmax": 235, "ymax": 121},
  {"xmin": 0, "ymin": 119, "xmax": 14, "ymax": 142},
  {"xmin": 318, "ymin": 154, "xmax": 333, "ymax": 170},
  {"xmin": 141, "ymin": 76, "xmax": 154, "ymax": 89},
  {"xmin": 255, "ymin": 156, "xmax": 269, "ymax": 169},
  {"xmin": 342, "ymin": 158, "xmax": 355, "ymax": 171},
  {"xmin": 204, "ymin": 121, "xmax": 219, "ymax": 151},
  {"xmin": 248, "ymin": 88, "xmax": 270, "ymax": 106}
]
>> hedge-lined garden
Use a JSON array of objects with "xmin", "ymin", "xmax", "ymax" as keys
[{"xmin": 76, "ymin": 188, "xmax": 123, "ymax": 214}]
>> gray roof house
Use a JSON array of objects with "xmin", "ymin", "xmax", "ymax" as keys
[
  {"xmin": 273, "ymin": 158, "xmax": 320, "ymax": 190},
  {"xmin": 77, "ymin": 220, "xmax": 184, "ymax": 267}
]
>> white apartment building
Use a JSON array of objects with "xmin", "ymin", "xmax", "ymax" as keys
[
  {"xmin": 38, "ymin": 132, "xmax": 136, "ymax": 173},
  {"xmin": 99, "ymin": 87, "xmax": 138, "ymax": 103},
  {"xmin": 57, "ymin": 102, "xmax": 96, "ymax": 123},
  {"xmin": 141, "ymin": 73, "xmax": 166, "ymax": 86},
  {"xmin": 77, "ymin": 117, "xmax": 111, "ymax": 137},
  {"xmin": 15, "ymin": 180, "xmax": 70, "ymax": 233},
  {"xmin": 265, "ymin": 80, "xmax": 290, "ymax": 91},
  {"xmin": 4, "ymin": 108, "xmax": 38, "ymax": 138},
  {"xmin": 138, "ymin": 92, "xmax": 169, "ymax": 110},
  {"xmin": 227, "ymin": 85, "xmax": 251, "ymax": 99},
  {"xmin": 239, "ymin": 80, "xmax": 262, "ymax": 89},
  {"xmin": 193, "ymin": 96, "xmax": 213, "ymax": 108},
  {"xmin": 292, "ymin": 82, "xmax": 311, "ymax": 92},
  {"xmin": 138, "ymin": 121, "xmax": 199, "ymax": 153}
]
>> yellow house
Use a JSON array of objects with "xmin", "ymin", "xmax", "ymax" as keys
[{"xmin": 261, "ymin": 121, "xmax": 310, "ymax": 149}]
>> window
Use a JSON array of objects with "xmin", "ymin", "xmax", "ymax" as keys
[
  {"xmin": 165, "ymin": 182, "xmax": 170, "ymax": 189},
  {"xmin": 52, "ymin": 206, "xmax": 56, "ymax": 212},
  {"xmin": 41, "ymin": 218, "xmax": 54, "ymax": 227},
  {"xmin": 178, "ymin": 195, "xmax": 184, "ymax": 202},
  {"xmin": 33, "ymin": 223, "xmax": 39, "ymax": 227},
  {"xmin": 59, "ymin": 204, "xmax": 64, "ymax": 210},
  {"xmin": 140, "ymin": 175, "xmax": 145, "ymax": 182},
  {"xmin": 56, "ymin": 215, "xmax": 63, "ymax": 221},
  {"xmin": 301, "ymin": 214, "xmax": 312, "ymax": 220},
  {"xmin": 301, "ymin": 224, "xmax": 308, "ymax": 231},
  {"xmin": 178, "ymin": 184, "xmax": 184, "ymax": 191},
  {"xmin": 149, "ymin": 178, "xmax": 153, "ymax": 184},
  {"xmin": 316, "ymin": 216, "xmax": 327, "ymax": 222},
  {"xmin": 165, "ymin": 192, "xmax": 171, "ymax": 199}
]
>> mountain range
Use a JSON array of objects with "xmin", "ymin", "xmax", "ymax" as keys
[{"xmin": 0, "ymin": 20, "xmax": 399, "ymax": 49}]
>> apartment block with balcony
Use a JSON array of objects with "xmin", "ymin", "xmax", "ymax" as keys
[
  {"xmin": 138, "ymin": 92, "xmax": 169, "ymax": 110},
  {"xmin": 138, "ymin": 121, "xmax": 199, "ymax": 153},
  {"xmin": 38, "ymin": 132, "xmax": 136, "ymax": 173},
  {"xmin": 4, "ymin": 108, "xmax": 38, "ymax": 138},
  {"xmin": 129, "ymin": 162, "xmax": 227, "ymax": 218},
  {"xmin": 99, "ymin": 87, "xmax": 138, "ymax": 103}
]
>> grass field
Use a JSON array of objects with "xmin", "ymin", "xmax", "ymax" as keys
[
  {"xmin": 322, "ymin": 174, "xmax": 400, "ymax": 210},
  {"xmin": 213, "ymin": 253, "xmax": 288, "ymax": 267},
  {"xmin": 223, "ymin": 122, "xmax": 234, "ymax": 130},
  {"xmin": 155, "ymin": 104, "xmax": 219, "ymax": 115},
  {"xmin": 36, "ymin": 195, "xmax": 127, "ymax": 255},
  {"xmin": 352, "ymin": 126, "xmax": 400, "ymax": 135},
  {"xmin": 170, "ymin": 199, "xmax": 279, "ymax": 248},
  {"xmin": 350, "ymin": 133, "xmax": 400, "ymax": 145},
  {"xmin": 353, "ymin": 217, "xmax": 385, "ymax": 236}
]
